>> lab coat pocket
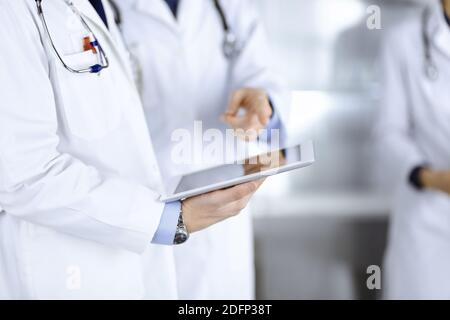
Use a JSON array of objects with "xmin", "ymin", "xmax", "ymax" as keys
[
  {"xmin": 421, "ymin": 190, "xmax": 450, "ymax": 231},
  {"xmin": 23, "ymin": 225, "xmax": 146, "ymax": 300},
  {"xmin": 55, "ymin": 51, "xmax": 122, "ymax": 141}
]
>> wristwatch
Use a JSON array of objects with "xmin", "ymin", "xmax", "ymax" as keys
[{"xmin": 173, "ymin": 209, "xmax": 189, "ymax": 245}]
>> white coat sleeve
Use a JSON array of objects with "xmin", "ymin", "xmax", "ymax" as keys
[
  {"xmin": 373, "ymin": 31, "xmax": 426, "ymax": 189},
  {"xmin": 229, "ymin": 0, "xmax": 291, "ymax": 127},
  {"xmin": 0, "ymin": 3, "xmax": 163, "ymax": 254}
]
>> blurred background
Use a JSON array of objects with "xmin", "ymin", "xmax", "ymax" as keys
[{"xmin": 250, "ymin": 0, "xmax": 425, "ymax": 299}]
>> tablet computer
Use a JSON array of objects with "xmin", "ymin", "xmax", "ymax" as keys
[{"xmin": 159, "ymin": 140, "xmax": 315, "ymax": 202}]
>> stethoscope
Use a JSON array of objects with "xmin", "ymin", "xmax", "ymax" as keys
[
  {"xmin": 111, "ymin": 0, "xmax": 240, "ymax": 60},
  {"xmin": 212, "ymin": 0, "xmax": 240, "ymax": 60},
  {"xmin": 35, "ymin": 0, "xmax": 238, "ymax": 75},
  {"xmin": 422, "ymin": 6, "xmax": 439, "ymax": 81},
  {"xmin": 35, "ymin": 0, "xmax": 109, "ymax": 74}
]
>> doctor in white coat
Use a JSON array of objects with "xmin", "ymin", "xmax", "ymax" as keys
[
  {"xmin": 117, "ymin": 0, "xmax": 290, "ymax": 299},
  {"xmin": 375, "ymin": 0, "xmax": 450, "ymax": 299},
  {"xmin": 0, "ymin": 0, "xmax": 264, "ymax": 300}
]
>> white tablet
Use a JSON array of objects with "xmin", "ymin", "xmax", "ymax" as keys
[{"xmin": 159, "ymin": 140, "xmax": 315, "ymax": 202}]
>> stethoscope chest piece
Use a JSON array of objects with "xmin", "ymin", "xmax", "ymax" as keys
[
  {"xmin": 422, "ymin": 6, "xmax": 439, "ymax": 82},
  {"xmin": 425, "ymin": 62, "xmax": 439, "ymax": 82},
  {"xmin": 223, "ymin": 32, "xmax": 238, "ymax": 60}
]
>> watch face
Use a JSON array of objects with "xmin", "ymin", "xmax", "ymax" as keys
[{"xmin": 174, "ymin": 231, "xmax": 188, "ymax": 245}]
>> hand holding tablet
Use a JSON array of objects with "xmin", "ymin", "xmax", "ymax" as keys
[{"xmin": 160, "ymin": 141, "xmax": 315, "ymax": 202}]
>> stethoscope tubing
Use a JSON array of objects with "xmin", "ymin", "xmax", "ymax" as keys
[
  {"xmin": 422, "ymin": 6, "xmax": 439, "ymax": 81},
  {"xmin": 35, "ymin": 0, "xmax": 109, "ymax": 74},
  {"xmin": 37, "ymin": 0, "xmax": 237, "ymax": 74}
]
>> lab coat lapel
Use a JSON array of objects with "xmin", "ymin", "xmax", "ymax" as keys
[
  {"xmin": 434, "ymin": 28, "xmax": 450, "ymax": 60},
  {"xmin": 103, "ymin": 1, "xmax": 136, "ymax": 81},
  {"xmin": 177, "ymin": 0, "xmax": 205, "ymax": 40},
  {"xmin": 428, "ymin": 4, "xmax": 450, "ymax": 59},
  {"xmin": 71, "ymin": 0, "xmax": 110, "ymax": 36},
  {"xmin": 134, "ymin": 0, "xmax": 179, "ymax": 33}
]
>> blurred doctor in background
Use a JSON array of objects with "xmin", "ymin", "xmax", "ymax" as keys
[
  {"xmin": 375, "ymin": 0, "xmax": 450, "ymax": 299},
  {"xmin": 117, "ymin": 0, "xmax": 290, "ymax": 299}
]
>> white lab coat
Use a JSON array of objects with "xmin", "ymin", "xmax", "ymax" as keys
[
  {"xmin": 0, "ymin": 0, "xmax": 178, "ymax": 299},
  {"xmin": 375, "ymin": 2, "xmax": 450, "ymax": 299},
  {"xmin": 118, "ymin": 0, "xmax": 290, "ymax": 299}
]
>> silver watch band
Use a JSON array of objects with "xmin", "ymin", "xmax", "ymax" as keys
[{"xmin": 173, "ymin": 208, "xmax": 189, "ymax": 245}]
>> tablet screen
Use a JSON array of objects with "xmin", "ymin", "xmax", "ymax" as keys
[{"xmin": 174, "ymin": 145, "xmax": 302, "ymax": 193}]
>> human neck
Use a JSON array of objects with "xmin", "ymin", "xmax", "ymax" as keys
[{"xmin": 443, "ymin": 0, "xmax": 450, "ymax": 19}]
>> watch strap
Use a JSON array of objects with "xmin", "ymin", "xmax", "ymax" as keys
[{"xmin": 173, "ymin": 209, "xmax": 189, "ymax": 245}]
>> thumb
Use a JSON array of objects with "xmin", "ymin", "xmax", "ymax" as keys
[{"xmin": 255, "ymin": 105, "xmax": 272, "ymax": 126}]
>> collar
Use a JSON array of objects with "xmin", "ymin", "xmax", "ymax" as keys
[
  {"xmin": 425, "ymin": 2, "xmax": 450, "ymax": 59},
  {"xmin": 125, "ymin": 0, "xmax": 205, "ymax": 39},
  {"xmin": 133, "ymin": 0, "xmax": 179, "ymax": 31},
  {"xmin": 70, "ymin": 0, "xmax": 111, "ymax": 36}
]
